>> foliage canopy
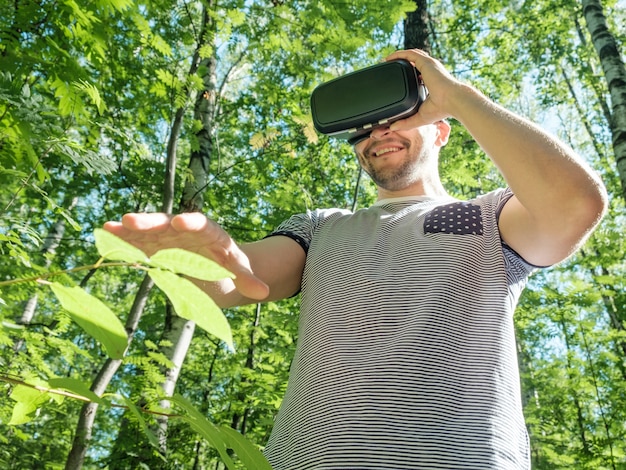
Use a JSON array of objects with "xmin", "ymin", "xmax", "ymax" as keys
[{"xmin": 1, "ymin": 0, "xmax": 625, "ymax": 469}]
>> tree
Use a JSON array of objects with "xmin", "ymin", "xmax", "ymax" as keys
[
  {"xmin": 404, "ymin": 0, "xmax": 431, "ymax": 52},
  {"xmin": 581, "ymin": 0, "xmax": 626, "ymax": 201}
]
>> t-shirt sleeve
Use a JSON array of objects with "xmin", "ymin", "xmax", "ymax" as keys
[
  {"xmin": 267, "ymin": 212, "xmax": 316, "ymax": 254},
  {"xmin": 491, "ymin": 187, "xmax": 543, "ymax": 281},
  {"xmin": 266, "ymin": 208, "xmax": 351, "ymax": 255}
]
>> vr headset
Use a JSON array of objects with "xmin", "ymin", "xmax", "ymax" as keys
[{"xmin": 310, "ymin": 59, "xmax": 428, "ymax": 146}]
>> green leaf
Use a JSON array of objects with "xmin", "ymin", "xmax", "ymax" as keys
[
  {"xmin": 50, "ymin": 283, "xmax": 128, "ymax": 359},
  {"xmin": 169, "ymin": 394, "xmax": 272, "ymax": 469},
  {"xmin": 93, "ymin": 228, "xmax": 149, "ymax": 264},
  {"xmin": 148, "ymin": 269, "xmax": 233, "ymax": 349},
  {"xmin": 9, "ymin": 385, "xmax": 50, "ymax": 425},
  {"xmin": 58, "ymin": 207, "xmax": 82, "ymax": 231},
  {"xmin": 169, "ymin": 394, "xmax": 236, "ymax": 469},
  {"xmin": 120, "ymin": 396, "xmax": 163, "ymax": 452},
  {"xmin": 47, "ymin": 378, "xmax": 105, "ymax": 405},
  {"xmin": 73, "ymin": 79, "xmax": 107, "ymax": 115},
  {"xmin": 149, "ymin": 248, "xmax": 234, "ymax": 281},
  {"xmin": 218, "ymin": 425, "xmax": 274, "ymax": 470},
  {"xmin": 102, "ymin": 0, "xmax": 133, "ymax": 12}
]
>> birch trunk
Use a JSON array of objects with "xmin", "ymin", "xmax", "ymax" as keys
[
  {"xmin": 13, "ymin": 196, "xmax": 77, "ymax": 353},
  {"xmin": 154, "ymin": 0, "xmax": 219, "ymax": 452},
  {"xmin": 77, "ymin": 3, "xmax": 219, "ymax": 465},
  {"xmin": 155, "ymin": 305, "xmax": 197, "ymax": 450},
  {"xmin": 581, "ymin": 0, "xmax": 626, "ymax": 201},
  {"xmin": 63, "ymin": 1, "xmax": 222, "ymax": 464}
]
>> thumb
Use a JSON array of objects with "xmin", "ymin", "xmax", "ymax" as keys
[{"xmin": 225, "ymin": 246, "xmax": 270, "ymax": 301}]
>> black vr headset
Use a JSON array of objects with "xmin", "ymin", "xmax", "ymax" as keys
[{"xmin": 310, "ymin": 59, "xmax": 428, "ymax": 146}]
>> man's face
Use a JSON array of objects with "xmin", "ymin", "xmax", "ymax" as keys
[{"xmin": 353, "ymin": 124, "xmax": 440, "ymax": 192}]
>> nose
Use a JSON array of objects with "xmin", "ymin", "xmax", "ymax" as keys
[
  {"xmin": 351, "ymin": 124, "xmax": 394, "ymax": 149},
  {"xmin": 368, "ymin": 125, "xmax": 392, "ymax": 141}
]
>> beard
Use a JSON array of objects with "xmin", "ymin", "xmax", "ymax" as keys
[
  {"xmin": 359, "ymin": 137, "xmax": 426, "ymax": 191},
  {"xmin": 362, "ymin": 156, "xmax": 422, "ymax": 191}
]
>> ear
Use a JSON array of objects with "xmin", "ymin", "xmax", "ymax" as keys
[{"xmin": 435, "ymin": 120, "xmax": 451, "ymax": 147}]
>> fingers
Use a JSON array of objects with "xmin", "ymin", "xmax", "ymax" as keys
[
  {"xmin": 102, "ymin": 220, "xmax": 124, "ymax": 234},
  {"xmin": 170, "ymin": 212, "xmax": 212, "ymax": 233},
  {"xmin": 120, "ymin": 212, "xmax": 173, "ymax": 231},
  {"xmin": 106, "ymin": 212, "xmax": 211, "ymax": 234},
  {"xmin": 389, "ymin": 114, "xmax": 427, "ymax": 132},
  {"xmin": 385, "ymin": 49, "xmax": 461, "ymax": 128},
  {"xmin": 103, "ymin": 214, "xmax": 172, "ymax": 247},
  {"xmin": 233, "ymin": 275, "xmax": 271, "ymax": 301},
  {"xmin": 385, "ymin": 49, "xmax": 431, "ymax": 72},
  {"xmin": 102, "ymin": 214, "xmax": 172, "ymax": 256}
]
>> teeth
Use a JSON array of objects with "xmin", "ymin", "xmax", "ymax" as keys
[{"xmin": 375, "ymin": 147, "xmax": 401, "ymax": 157}]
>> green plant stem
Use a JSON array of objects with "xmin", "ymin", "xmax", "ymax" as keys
[
  {"xmin": 1, "ymin": 374, "xmax": 181, "ymax": 418},
  {"xmin": 0, "ymin": 261, "xmax": 143, "ymax": 287}
]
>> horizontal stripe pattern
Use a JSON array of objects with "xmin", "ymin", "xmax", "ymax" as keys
[{"xmin": 264, "ymin": 189, "xmax": 534, "ymax": 469}]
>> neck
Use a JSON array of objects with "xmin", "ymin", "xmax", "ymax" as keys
[{"xmin": 376, "ymin": 178, "xmax": 449, "ymax": 201}]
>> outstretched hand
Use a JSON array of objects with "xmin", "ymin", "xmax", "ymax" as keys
[{"xmin": 103, "ymin": 213, "xmax": 270, "ymax": 301}]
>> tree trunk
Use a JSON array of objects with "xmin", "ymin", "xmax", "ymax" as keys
[
  {"xmin": 404, "ymin": 0, "xmax": 431, "ymax": 52},
  {"xmin": 65, "ymin": 276, "xmax": 154, "ymax": 470},
  {"xmin": 151, "ymin": 0, "xmax": 219, "ymax": 457},
  {"xmin": 179, "ymin": 54, "xmax": 217, "ymax": 213},
  {"xmin": 231, "ymin": 303, "xmax": 261, "ymax": 434},
  {"xmin": 155, "ymin": 304, "xmax": 197, "ymax": 450},
  {"xmin": 64, "ymin": 4, "xmax": 220, "ymax": 468},
  {"xmin": 13, "ymin": 197, "xmax": 78, "ymax": 352},
  {"xmin": 558, "ymin": 318, "xmax": 590, "ymax": 456},
  {"xmin": 581, "ymin": 0, "xmax": 626, "ymax": 201}
]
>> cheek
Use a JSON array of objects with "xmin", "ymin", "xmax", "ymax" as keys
[{"xmin": 354, "ymin": 150, "xmax": 366, "ymax": 166}]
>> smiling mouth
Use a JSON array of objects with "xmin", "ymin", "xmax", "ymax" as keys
[{"xmin": 372, "ymin": 146, "xmax": 403, "ymax": 157}]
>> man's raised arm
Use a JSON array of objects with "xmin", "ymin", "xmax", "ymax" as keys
[{"xmin": 386, "ymin": 49, "xmax": 608, "ymax": 266}]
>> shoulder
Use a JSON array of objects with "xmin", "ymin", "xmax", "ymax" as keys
[
  {"xmin": 470, "ymin": 187, "xmax": 514, "ymax": 212},
  {"xmin": 268, "ymin": 207, "xmax": 352, "ymax": 250},
  {"xmin": 275, "ymin": 207, "xmax": 352, "ymax": 232}
]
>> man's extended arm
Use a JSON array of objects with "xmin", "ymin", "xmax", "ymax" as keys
[{"xmin": 104, "ymin": 213, "xmax": 306, "ymax": 308}]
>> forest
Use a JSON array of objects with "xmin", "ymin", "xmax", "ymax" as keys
[{"xmin": 1, "ymin": 0, "xmax": 625, "ymax": 468}]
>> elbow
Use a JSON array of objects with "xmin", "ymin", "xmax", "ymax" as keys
[
  {"xmin": 583, "ymin": 176, "xmax": 609, "ymax": 230},
  {"xmin": 545, "ymin": 177, "xmax": 608, "ymax": 265},
  {"xmin": 562, "ymin": 176, "xmax": 608, "ymax": 254}
]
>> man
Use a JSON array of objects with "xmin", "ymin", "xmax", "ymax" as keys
[{"xmin": 105, "ymin": 49, "xmax": 607, "ymax": 468}]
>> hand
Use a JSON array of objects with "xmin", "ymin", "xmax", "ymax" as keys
[
  {"xmin": 385, "ymin": 49, "xmax": 464, "ymax": 129},
  {"xmin": 103, "ymin": 213, "xmax": 270, "ymax": 300}
]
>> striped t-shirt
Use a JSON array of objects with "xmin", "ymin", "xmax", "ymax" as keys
[{"xmin": 263, "ymin": 188, "xmax": 535, "ymax": 469}]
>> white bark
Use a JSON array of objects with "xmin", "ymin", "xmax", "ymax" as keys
[{"xmin": 582, "ymin": 0, "xmax": 626, "ymax": 200}]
